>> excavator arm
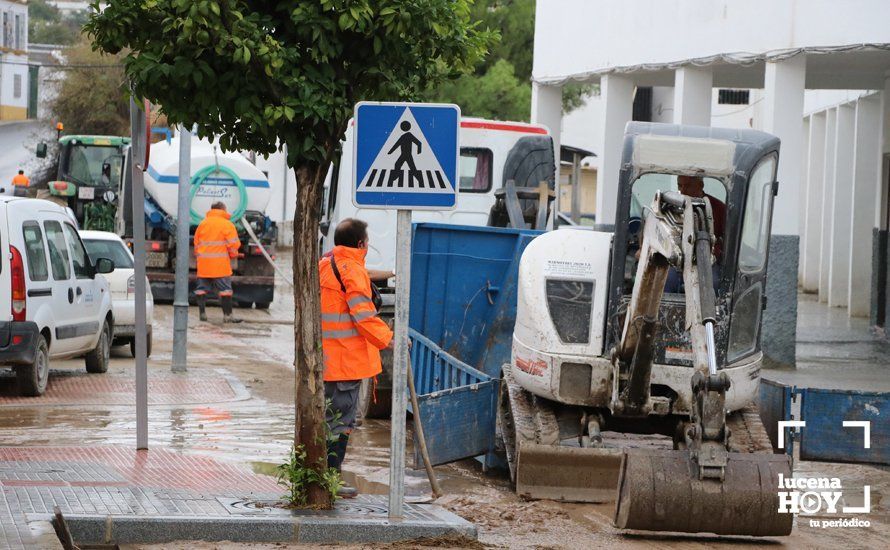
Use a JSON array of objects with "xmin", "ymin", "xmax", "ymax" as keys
[{"xmin": 612, "ymin": 190, "xmax": 792, "ymax": 536}]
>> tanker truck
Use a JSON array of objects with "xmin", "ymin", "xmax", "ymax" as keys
[
  {"xmin": 37, "ymin": 130, "xmax": 278, "ymax": 308},
  {"xmin": 117, "ymin": 134, "xmax": 278, "ymax": 308}
]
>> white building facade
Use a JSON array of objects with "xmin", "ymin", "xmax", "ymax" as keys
[
  {"xmin": 0, "ymin": 0, "xmax": 27, "ymax": 120},
  {"xmin": 533, "ymin": 0, "xmax": 890, "ymax": 366}
]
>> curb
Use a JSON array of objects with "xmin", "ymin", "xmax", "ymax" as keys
[{"xmin": 38, "ymin": 511, "xmax": 477, "ymax": 545}]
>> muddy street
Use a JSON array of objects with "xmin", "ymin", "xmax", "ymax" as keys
[{"xmin": 1, "ymin": 252, "xmax": 888, "ymax": 549}]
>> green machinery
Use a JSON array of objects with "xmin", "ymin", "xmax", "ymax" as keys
[{"xmin": 37, "ymin": 135, "xmax": 131, "ymax": 231}]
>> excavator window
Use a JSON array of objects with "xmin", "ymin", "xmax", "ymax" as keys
[
  {"xmin": 738, "ymin": 155, "xmax": 777, "ymax": 272},
  {"xmin": 625, "ymin": 173, "xmax": 727, "ymax": 295}
]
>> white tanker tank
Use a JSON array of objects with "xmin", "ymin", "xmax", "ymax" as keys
[{"xmin": 144, "ymin": 136, "xmax": 272, "ymax": 223}]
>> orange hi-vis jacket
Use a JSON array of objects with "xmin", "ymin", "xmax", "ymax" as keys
[
  {"xmin": 12, "ymin": 174, "xmax": 29, "ymax": 187},
  {"xmin": 194, "ymin": 209, "xmax": 240, "ymax": 278},
  {"xmin": 320, "ymin": 246, "xmax": 393, "ymax": 382}
]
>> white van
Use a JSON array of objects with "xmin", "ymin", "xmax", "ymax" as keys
[
  {"xmin": 0, "ymin": 197, "xmax": 115, "ymax": 396},
  {"xmin": 321, "ymin": 117, "xmax": 555, "ymax": 273}
]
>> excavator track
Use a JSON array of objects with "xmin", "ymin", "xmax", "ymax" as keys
[
  {"xmin": 498, "ymin": 364, "xmax": 560, "ymax": 482},
  {"xmin": 727, "ymin": 403, "xmax": 775, "ymax": 454}
]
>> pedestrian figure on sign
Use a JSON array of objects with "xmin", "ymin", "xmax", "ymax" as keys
[{"xmin": 388, "ymin": 121, "xmax": 421, "ymax": 172}]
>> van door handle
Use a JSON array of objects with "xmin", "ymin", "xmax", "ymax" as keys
[
  {"xmin": 68, "ymin": 288, "xmax": 74, "ymax": 303},
  {"xmin": 76, "ymin": 287, "xmax": 83, "ymax": 296}
]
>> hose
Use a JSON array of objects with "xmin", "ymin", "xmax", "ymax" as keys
[
  {"xmin": 241, "ymin": 218, "xmax": 294, "ymax": 289},
  {"xmin": 189, "ymin": 164, "xmax": 249, "ymax": 225}
]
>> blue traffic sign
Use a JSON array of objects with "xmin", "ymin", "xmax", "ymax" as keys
[{"xmin": 353, "ymin": 102, "xmax": 460, "ymax": 210}]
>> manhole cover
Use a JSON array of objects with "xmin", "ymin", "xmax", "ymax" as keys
[{"xmin": 218, "ymin": 496, "xmax": 392, "ymax": 517}]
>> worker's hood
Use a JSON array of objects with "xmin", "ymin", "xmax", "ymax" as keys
[
  {"xmin": 319, "ymin": 246, "xmax": 368, "ymax": 291},
  {"xmin": 205, "ymin": 209, "xmax": 231, "ymax": 220}
]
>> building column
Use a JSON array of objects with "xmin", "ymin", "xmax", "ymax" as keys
[
  {"xmin": 849, "ymin": 96, "xmax": 881, "ymax": 317},
  {"xmin": 595, "ymin": 74, "xmax": 634, "ymax": 228},
  {"xmin": 799, "ymin": 116, "xmax": 811, "ymax": 283},
  {"xmin": 673, "ymin": 67, "xmax": 713, "ymax": 126},
  {"xmin": 819, "ymin": 108, "xmax": 837, "ymax": 301},
  {"xmin": 761, "ymin": 55, "xmax": 806, "ymax": 367},
  {"xmin": 531, "ymin": 81, "xmax": 563, "ymax": 172},
  {"xmin": 828, "ymin": 104, "xmax": 855, "ymax": 308},
  {"xmin": 872, "ymin": 80, "xmax": 890, "ymax": 328},
  {"xmin": 801, "ymin": 113, "xmax": 826, "ymax": 293}
]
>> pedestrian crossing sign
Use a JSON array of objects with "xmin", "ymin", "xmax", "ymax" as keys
[{"xmin": 353, "ymin": 102, "xmax": 460, "ymax": 210}]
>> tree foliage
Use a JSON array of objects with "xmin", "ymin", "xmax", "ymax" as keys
[
  {"xmin": 49, "ymin": 42, "xmax": 130, "ymax": 135},
  {"xmin": 29, "ymin": 1, "xmax": 88, "ymax": 45},
  {"xmin": 423, "ymin": 0, "xmax": 591, "ymax": 121},
  {"xmin": 86, "ymin": 0, "xmax": 494, "ymax": 167}
]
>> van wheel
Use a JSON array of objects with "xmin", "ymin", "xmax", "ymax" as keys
[
  {"xmin": 17, "ymin": 335, "xmax": 49, "ymax": 397},
  {"xmin": 130, "ymin": 332, "xmax": 152, "ymax": 359},
  {"xmin": 86, "ymin": 320, "xmax": 111, "ymax": 373},
  {"xmin": 255, "ymin": 302, "xmax": 271, "ymax": 310}
]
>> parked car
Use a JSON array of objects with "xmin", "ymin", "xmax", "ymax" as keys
[
  {"xmin": 0, "ymin": 197, "xmax": 115, "ymax": 396},
  {"xmin": 80, "ymin": 231, "xmax": 154, "ymax": 358}
]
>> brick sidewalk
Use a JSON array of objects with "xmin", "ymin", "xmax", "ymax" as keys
[
  {"xmin": 0, "ymin": 446, "xmax": 280, "ymax": 548},
  {"xmin": 0, "ymin": 372, "xmax": 241, "ymax": 406},
  {"xmin": 0, "ymin": 446, "xmax": 473, "ymax": 547}
]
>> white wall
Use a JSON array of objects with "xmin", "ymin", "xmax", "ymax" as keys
[{"xmin": 534, "ymin": 0, "xmax": 890, "ymax": 84}]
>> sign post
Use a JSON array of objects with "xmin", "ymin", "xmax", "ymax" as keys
[
  {"xmin": 352, "ymin": 102, "xmax": 460, "ymax": 518},
  {"xmin": 129, "ymin": 98, "xmax": 150, "ymax": 450}
]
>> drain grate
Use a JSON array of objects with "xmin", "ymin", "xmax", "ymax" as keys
[{"xmin": 217, "ymin": 495, "xmax": 442, "ymax": 521}]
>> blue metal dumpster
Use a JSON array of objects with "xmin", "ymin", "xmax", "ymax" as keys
[{"xmin": 407, "ymin": 223, "xmax": 541, "ymax": 467}]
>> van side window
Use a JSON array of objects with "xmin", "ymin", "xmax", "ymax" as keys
[
  {"xmin": 63, "ymin": 223, "xmax": 92, "ymax": 279},
  {"xmin": 459, "ymin": 148, "xmax": 493, "ymax": 193},
  {"xmin": 44, "ymin": 221, "xmax": 71, "ymax": 280},
  {"xmin": 22, "ymin": 222, "xmax": 49, "ymax": 282}
]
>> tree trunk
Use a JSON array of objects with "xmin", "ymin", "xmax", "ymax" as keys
[{"xmin": 292, "ymin": 163, "xmax": 330, "ymax": 508}]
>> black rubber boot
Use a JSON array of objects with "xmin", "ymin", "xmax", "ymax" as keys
[
  {"xmin": 221, "ymin": 296, "xmax": 241, "ymax": 323},
  {"xmin": 196, "ymin": 294, "xmax": 207, "ymax": 321},
  {"xmin": 327, "ymin": 433, "xmax": 349, "ymax": 471},
  {"xmin": 327, "ymin": 434, "xmax": 358, "ymax": 498}
]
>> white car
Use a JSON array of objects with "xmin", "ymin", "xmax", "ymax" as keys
[
  {"xmin": 80, "ymin": 231, "xmax": 153, "ymax": 358},
  {"xmin": 0, "ymin": 197, "xmax": 115, "ymax": 396}
]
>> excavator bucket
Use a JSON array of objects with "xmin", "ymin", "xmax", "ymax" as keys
[
  {"xmin": 614, "ymin": 448, "xmax": 794, "ymax": 536},
  {"xmin": 516, "ymin": 443, "xmax": 624, "ymax": 502}
]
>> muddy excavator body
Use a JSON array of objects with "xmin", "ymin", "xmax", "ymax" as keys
[{"xmin": 503, "ymin": 122, "xmax": 792, "ymax": 536}]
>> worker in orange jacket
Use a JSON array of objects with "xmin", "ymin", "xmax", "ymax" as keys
[
  {"xmin": 320, "ymin": 218, "xmax": 393, "ymax": 492},
  {"xmin": 11, "ymin": 170, "xmax": 29, "ymax": 197},
  {"xmin": 193, "ymin": 201, "xmax": 242, "ymax": 323}
]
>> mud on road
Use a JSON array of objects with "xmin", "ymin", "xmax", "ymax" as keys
[{"xmin": 2, "ymin": 253, "xmax": 888, "ymax": 549}]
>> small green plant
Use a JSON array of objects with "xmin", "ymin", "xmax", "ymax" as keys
[
  {"xmin": 276, "ymin": 398, "xmax": 344, "ymax": 508},
  {"xmin": 276, "ymin": 444, "xmax": 343, "ymax": 508}
]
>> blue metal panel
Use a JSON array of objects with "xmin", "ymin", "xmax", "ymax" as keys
[
  {"xmin": 409, "ymin": 330, "xmax": 499, "ymax": 467},
  {"xmin": 799, "ymin": 388, "xmax": 889, "ymax": 465},
  {"xmin": 410, "ymin": 223, "xmax": 541, "ymax": 378},
  {"xmin": 758, "ymin": 378, "xmax": 790, "ymax": 453}
]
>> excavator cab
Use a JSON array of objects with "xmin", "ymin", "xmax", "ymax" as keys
[{"xmin": 607, "ymin": 123, "xmax": 780, "ymax": 373}]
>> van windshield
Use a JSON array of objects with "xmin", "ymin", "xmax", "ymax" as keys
[{"xmin": 83, "ymin": 238, "xmax": 134, "ymax": 269}]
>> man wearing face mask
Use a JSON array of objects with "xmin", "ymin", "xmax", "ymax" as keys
[{"xmin": 319, "ymin": 218, "xmax": 393, "ymax": 496}]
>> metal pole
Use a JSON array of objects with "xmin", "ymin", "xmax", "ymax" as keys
[
  {"xmin": 571, "ymin": 152, "xmax": 582, "ymax": 223},
  {"xmin": 388, "ymin": 209, "xmax": 411, "ymax": 518},
  {"xmin": 129, "ymin": 98, "xmax": 148, "ymax": 450},
  {"xmin": 171, "ymin": 125, "xmax": 191, "ymax": 372},
  {"xmin": 281, "ymin": 143, "xmax": 288, "ymax": 221}
]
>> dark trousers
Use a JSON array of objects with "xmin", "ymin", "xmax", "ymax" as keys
[{"xmin": 325, "ymin": 380, "xmax": 361, "ymax": 470}]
